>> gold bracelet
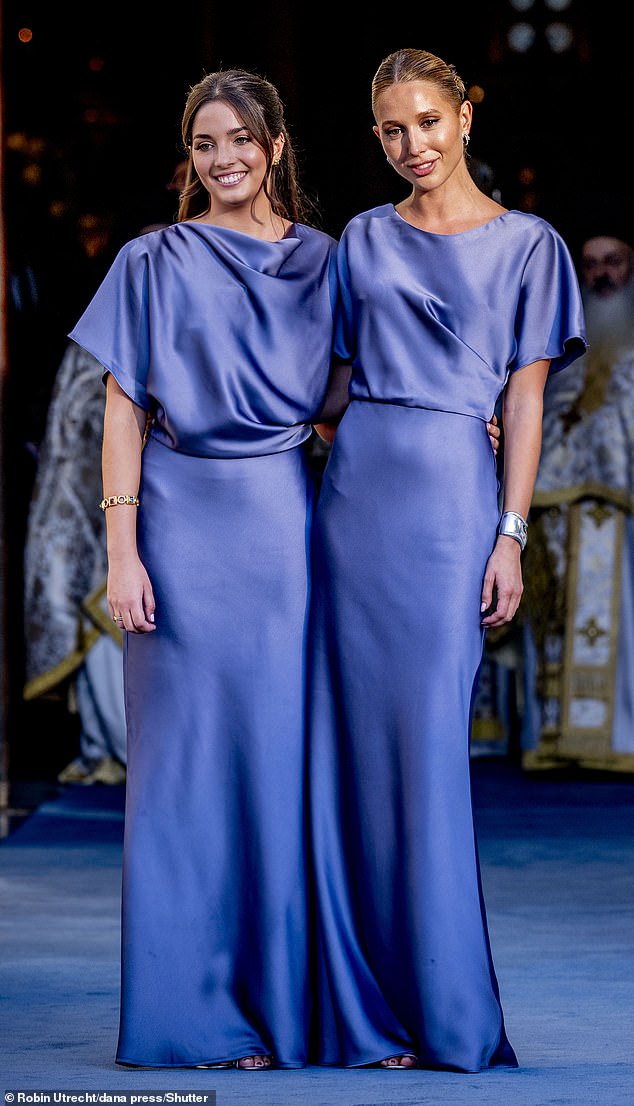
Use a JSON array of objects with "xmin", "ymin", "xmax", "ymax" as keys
[{"xmin": 99, "ymin": 494, "xmax": 140, "ymax": 511}]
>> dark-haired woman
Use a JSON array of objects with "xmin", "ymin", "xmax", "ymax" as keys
[{"xmin": 69, "ymin": 68, "xmax": 338, "ymax": 1071}]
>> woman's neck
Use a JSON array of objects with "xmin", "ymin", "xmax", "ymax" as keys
[
  {"xmin": 192, "ymin": 204, "xmax": 290, "ymax": 241},
  {"xmin": 398, "ymin": 173, "xmax": 506, "ymax": 235}
]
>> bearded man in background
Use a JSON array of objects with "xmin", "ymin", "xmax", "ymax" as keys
[{"xmin": 521, "ymin": 232, "xmax": 634, "ymax": 771}]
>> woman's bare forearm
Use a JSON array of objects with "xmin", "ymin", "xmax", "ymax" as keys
[
  {"xmin": 102, "ymin": 373, "xmax": 156, "ymax": 632},
  {"xmin": 500, "ymin": 359, "xmax": 551, "ymax": 520},
  {"xmin": 481, "ymin": 359, "xmax": 550, "ymax": 627},
  {"xmin": 102, "ymin": 374, "xmax": 146, "ymax": 562}
]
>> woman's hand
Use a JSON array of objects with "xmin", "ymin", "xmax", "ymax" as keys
[
  {"xmin": 486, "ymin": 413, "xmax": 501, "ymax": 456},
  {"xmin": 108, "ymin": 552, "xmax": 156, "ymax": 634},
  {"xmin": 480, "ymin": 536, "xmax": 523, "ymax": 627},
  {"xmin": 313, "ymin": 422, "xmax": 337, "ymax": 444}
]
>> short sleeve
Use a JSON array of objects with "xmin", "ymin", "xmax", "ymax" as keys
[
  {"xmin": 333, "ymin": 231, "xmax": 356, "ymax": 363},
  {"xmin": 510, "ymin": 223, "xmax": 587, "ymax": 376},
  {"xmin": 68, "ymin": 238, "xmax": 151, "ymax": 410}
]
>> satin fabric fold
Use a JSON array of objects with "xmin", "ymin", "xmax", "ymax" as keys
[
  {"xmin": 70, "ymin": 221, "xmax": 339, "ymax": 457},
  {"xmin": 335, "ymin": 206, "xmax": 586, "ymax": 417},
  {"xmin": 118, "ymin": 439, "xmax": 316, "ymax": 1067},
  {"xmin": 309, "ymin": 403, "xmax": 514, "ymax": 1070}
]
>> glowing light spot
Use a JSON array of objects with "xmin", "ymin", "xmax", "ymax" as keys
[
  {"xmin": 545, "ymin": 21, "xmax": 574, "ymax": 52},
  {"xmin": 23, "ymin": 164, "xmax": 42, "ymax": 186},
  {"xmin": 508, "ymin": 22, "xmax": 537, "ymax": 51}
]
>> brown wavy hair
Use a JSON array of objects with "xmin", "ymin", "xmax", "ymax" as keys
[{"xmin": 177, "ymin": 68, "xmax": 318, "ymax": 226}]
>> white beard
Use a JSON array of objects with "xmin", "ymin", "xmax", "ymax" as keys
[{"xmin": 582, "ymin": 277, "xmax": 634, "ymax": 359}]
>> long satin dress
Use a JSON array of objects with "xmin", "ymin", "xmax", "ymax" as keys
[
  {"xmin": 69, "ymin": 221, "xmax": 338, "ymax": 1068},
  {"xmin": 308, "ymin": 207, "xmax": 587, "ymax": 1071}
]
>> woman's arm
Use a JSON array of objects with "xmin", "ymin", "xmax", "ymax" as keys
[
  {"xmin": 103, "ymin": 373, "xmax": 156, "ymax": 633},
  {"xmin": 313, "ymin": 358, "xmax": 351, "ymax": 443},
  {"xmin": 480, "ymin": 358, "xmax": 551, "ymax": 627}
]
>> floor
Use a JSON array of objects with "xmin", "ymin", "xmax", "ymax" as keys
[{"xmin": 1, "ymin": 758, "xmax": 633, "ymax": 1106}]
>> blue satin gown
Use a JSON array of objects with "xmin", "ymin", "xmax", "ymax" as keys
[
  {"xmin": 308, "ymin": 207, "xmax": 587, "ymax": 1071},
  {"xmin": 69, "ymin": 220, "xmax": 338, "ymax": 1068}
]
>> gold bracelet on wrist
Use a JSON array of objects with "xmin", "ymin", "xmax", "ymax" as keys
[{"xmin": 99, "ymin": 494, "xmax": 140, "ymax": 511}]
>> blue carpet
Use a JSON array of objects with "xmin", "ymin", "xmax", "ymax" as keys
[{"xmin": 1, "ymin": 761, "xmax": 633, "ymax": 1105}]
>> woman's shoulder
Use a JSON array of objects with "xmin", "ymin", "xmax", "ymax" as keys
[
  {"xmin": 502, "ymin": 209, "xmax": 571, "ymax": 246},
  {"xmin": 111, "ymin": 223, "xmax": 176, "ymax": 265},
  {"xmin": 344, "ymin": 204, "xmax": 393, "ymax": 229},
  {"xmin": 295, "ymin": 222, "xmax": 339, "ymax": 250},
  {"xmin": 337, "ymin": 205, "xmax": 394, "ymax": 244}
]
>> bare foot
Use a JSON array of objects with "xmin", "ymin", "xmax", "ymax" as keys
[
  {"xmin": 379, "ymin": 1054, "xmax": 418, "ymax": 1068},
  {"xmin": 237, "ymin": 1055, "xmax": 272, "ymax": 1069}
]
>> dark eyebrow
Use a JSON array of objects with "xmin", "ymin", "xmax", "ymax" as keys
[{"xmin": 192, "ymin": 126, "xmax": 249, "ymax": 141}]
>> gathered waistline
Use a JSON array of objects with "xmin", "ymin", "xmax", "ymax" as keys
[
  {"xmin": 145, "ymin": 429, "xmax": 312, "ymax": 461},
  {"xmin": 348, "ymin": 396, "xmax": 487, "ymax": 420}
]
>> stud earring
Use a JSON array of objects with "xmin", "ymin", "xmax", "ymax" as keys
[{"xmin": 272, "ymin": 157, "xmax": 281, "ymax": 166}]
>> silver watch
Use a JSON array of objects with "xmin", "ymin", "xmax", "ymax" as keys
[{"xmin": 498, "ymin": 511, "xmax": 528, "ymax": 551}]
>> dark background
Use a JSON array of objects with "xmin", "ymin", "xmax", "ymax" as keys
[{"xmin": 2, "ymin": 0, "xmax": 631, "ymax": 781}]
